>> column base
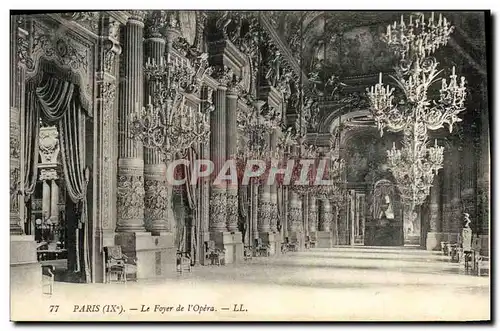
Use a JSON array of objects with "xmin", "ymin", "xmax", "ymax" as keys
[
  {"xmin": 288, "ymin": 231, "xmax": 305, "ymax": 251},
  {"xmin": 316, "ymin": 231, "xmax": 333, "ymax": 248},
  {"xmin": 426, "ymin": 232, "xmax": 459, "ymax": 251},
  {"xmin": 11, "ymin": 235, "xmax": 41, "ymax": 300},
  {"xmin": 405, "ymin": 235, "xmax": 421, "ymax": 245},
  {"xmin": 209, "ymin": 231, "xmax": 243, "ymax": 264},
  {"xmin": 115, "ymin": 232, "xmax": 176, "ymax": 279},
  {"xmin": 258, "ymin": 232, "xmax": 278, "ymax": 256}
]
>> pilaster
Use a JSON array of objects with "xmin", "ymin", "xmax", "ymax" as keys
[{"xmin": 226, "ymin": 84, "xmax": 239, "ymax": 232}]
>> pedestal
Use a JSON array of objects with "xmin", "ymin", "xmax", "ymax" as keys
[
  {"xmin": 426, "ymin": 232, "xmax": 459, "ymax": 251},
  {"xmin": 316, "ymin": 231, "xmax": 333, "ymax": 248},
  {"xmin": 288, "ymin": 231, "xmax": 305, "ymax": 251},
  {"xmin": 115, "ymin": 232, "xmax": 176, "ymax": 279},
  {"xmin": 210, "ymin": 231, "xmax": 244, "ymax": 264},
  {"xmin": 259, "ymin": 232, "xmax": 277, "ymax": 256},
  {"xmin": 10, "ymin": 235, "xmax": 41, "ymax": 297}
]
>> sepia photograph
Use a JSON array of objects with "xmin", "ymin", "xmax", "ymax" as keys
[{"xmin": 8, "ymin": 8, "xmax": 491, "ymax": 322}]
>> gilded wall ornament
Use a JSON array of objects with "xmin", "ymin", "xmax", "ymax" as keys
[
  {"xmin": 39, "ymin": 126, "xmax": 60, "ymax": 164},
  {"xmin": 211, "ymin": 65, "xmax": 234, "ymax": 87},
  {"xmin": 99, "ymin": 81, "xmax": 116, "ymax": 229},
  {"xmin": 33, "ymin": 33, "xmax": 89, "ymax": 71},
  {"xmin": 117, "ymin": 175, "xmax": 145, "ymax": 221},
  {"xmin": 17, "ymin": 33, "xmax": 33, "ymax": 70},
  {"xmin": 10, "ymin": 134, "xmax": 20, "ymax": 159},
  {"xmin": 39, "ymin": 168, "xmax": 58, "ymax": 181},
  {"xmin": 61, "ymin": 12, "xmax": 100, "ymax": 34},
  {"xmin": 145, "ymin": 11, "xmax": 168, "ymax": 39},
  {"xmin": 10, "ymin": 168, "xmax": 20, "ymax": 212}
]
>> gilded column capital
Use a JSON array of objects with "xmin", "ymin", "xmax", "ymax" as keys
[
  {"xmin": 211, "ymin": 65, "xmax": 234, "ymax": 88},
  {"xmin": 128, "ymin": 10, "xmax": 146, "ymax": 26},
  {"xmin": 144, "ymin": 10, "xmax": 168, "ymax": 40}
]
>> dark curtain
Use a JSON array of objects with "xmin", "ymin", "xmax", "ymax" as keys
[
  {"xmin": 183, "ymin": 147, "xmax": 198, "ymax": 264},
  {"xmin": 238, "ymin": 185, "xmax": 249, "ymax": 244},
  {"xmin": 23, "ymin": 81, "xmax": 41, "ymax": 198},
  {"xmin": 35, "ymin": 76, "xmax": 91, "ymax": 283}
]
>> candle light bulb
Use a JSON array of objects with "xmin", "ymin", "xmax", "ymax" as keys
[
  {"xmin": 452, "ymin": 66, "xmax": 456, "ymax": 76},
  {"xmin": 379, "ymin": 72, "xmax": 383, "ymax": 84}
]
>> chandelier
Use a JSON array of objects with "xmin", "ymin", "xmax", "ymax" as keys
[
  {"xmin": 387, "ymin": 134, "xmax": 444, "ymax": 207},
  {"xmin": 367, "ymin": 12, "xmax": 467, "ymax": 137},
  {"xmin": 130, "ymin": 55, "xmax": 212, "ymax": 161},
  {"xmin": 367, "ymin": 12, "xmax": 467, "ymax": 207}
]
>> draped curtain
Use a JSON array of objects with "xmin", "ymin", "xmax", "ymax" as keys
[{"xmin": 27, "ymin": 75, "xmax": 91, "ymax": 283}]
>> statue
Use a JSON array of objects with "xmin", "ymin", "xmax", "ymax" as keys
[{"xmin": 462, "ymin": 213, "xmax": 472, "ymax": 252}]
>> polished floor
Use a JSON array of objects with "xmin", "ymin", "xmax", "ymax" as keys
[{"xmin": 13, "ymin": 246, "xmax": 490, "ymax": 321}]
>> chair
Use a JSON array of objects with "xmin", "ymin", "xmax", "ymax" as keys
[
  {"xmin": 310, "ymin": 233, "xmax": 318, "ymax": 248},
  {"xmin": 281, "ymin": 242, "xmax": 288, "ymax": 254},
  {"xmin": 176, "ymin": 251, "xmax": 192, "ymax": 273},
  {"xmin": 285, "ymin": 237, "xmax": 299, "ymax": 252},
  {"xmin": 441, "ymin": 241, "xmax": 449, "ymax": 255},
  {"xmin": 205, "ymin": 240, "xmax": 225, "ymax": 266},
  {"xmin": 254, "ymin": 238, "xmax": 270, "ymax": 257},
  {"xmin": 42, "ymin": 265, "xmax": 55, "ymax": 295},
  {"xmin": 471, "ymin": 237, "xmax": 489, "ymax": 276},
  {"xmin": 104, "ymin": 246, "xmax": 136, "ymax": 283}
]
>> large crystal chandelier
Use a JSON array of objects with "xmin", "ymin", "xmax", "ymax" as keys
[
  {"xmin": 367, "ymin": 12, "xmax": 467, "ymax": 207},
  {"xmin": 130, "ymin": 54, "xmax": 212, "ymax": 160},
  {"xmin": 367, "ymin": 12, "xmax": 467, "ymax": 137}
]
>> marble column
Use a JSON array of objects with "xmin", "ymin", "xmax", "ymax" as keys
[
  {"xmin": 226, "ymin": 85, "xmax": 239, "ymax": 232},
  {"xmin": 303, "ymin": 195, "xmax": 309, "ymax": 236},
  {"xmin": 426, "ymin": 170, "xmax": 443, "ymax": 250},
  {"xmin": 257, "ymin": 130, "xmax": 272, "ymax": 233},
  {"xmin": 316, "ymin": 199, "xmax": 333, "ymax": 248},
  {"xmin": 42, "ymin": 177, "xmax": 51, "ymax": 219},
  {"xmin": 251, "ymin": 184, "xmax": 259, "ymax": 241},
  {"xmin": 269, "ymin": 129, "xmax": 279, "ymax": 233},
  {"xmin": 200, "ymin": 86, "xmax": 212, "ymax": 264},
  {"xmin": 441, "ymin": 148, "xmax": 453, "ymax": 235},
  {"xmin": 143, "ymin": 20, "xmax": 170, "ymax": 235},
  {"xmin": 308, "ymin": 195, "xmax": 318, "ymax": 233},
  {"xmin": 50, "ymin": 180, "xmax": 59, "ymax": 223},
  {"xmin": 209, "ymin": 83, "xmax": 228, "ymax": 232},
  {"xmin": 258, "ymin": 186, "xmax": 272, "ymax": 233},
  {"xmin": 288, "ymin": 191, "xmax": 303, "ymax": 248},
  {"xmin": 116, "ymin": 13, "xmax": 146, "ymax": 233},
  {"xmin": 320, "ymin": 199, "xmax": 332, "ymax": 232}
]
